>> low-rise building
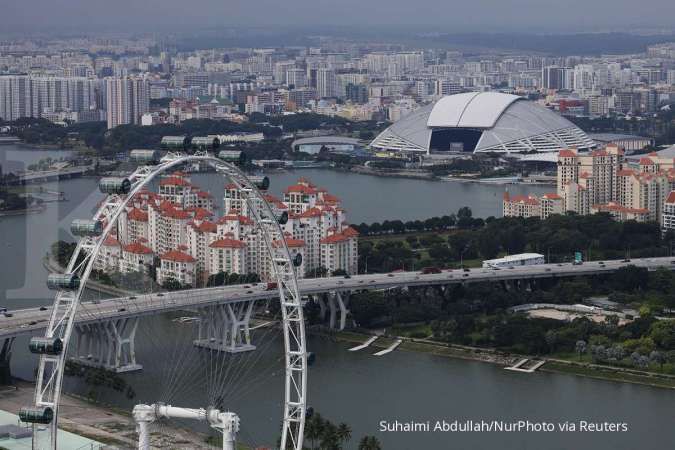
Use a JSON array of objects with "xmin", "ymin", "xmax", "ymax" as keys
[{"xmin": 157, "ymin": 250, "xmax": 197, "ymax": 287}]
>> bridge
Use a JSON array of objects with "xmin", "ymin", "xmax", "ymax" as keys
[
  {"xmin": 8, "ymin": 164, "xmax": 95, "ymax": 185},
  {"xmin": 2, "ymin": 256, "xmax": 673, "ymax": 371}
]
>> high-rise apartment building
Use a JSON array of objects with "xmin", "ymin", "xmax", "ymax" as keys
[
  {"xmin": 316, "ymin": 68, "xmax": 337, "ymax": 99},
  {"xmin": 106, "ymin": 77, "xmax": 149, "ymax": 129},
  {"xmin": 542, "ymin": 66, "xmax": 572, "ymax": 90}
]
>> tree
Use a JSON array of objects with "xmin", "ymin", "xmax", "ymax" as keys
[
  {"xmin": 478, "ymin": 231, "xmax": 501, "ymax": 260},
  {"xmin": 337, "ymin": 423, "xmax": 352, "ymax": 445},
  {"xmin": 650, "ymin": 350, "xmax": 666, "ymax": 370},
  {"xmin": 304, "ymin": 413, "xmax": 324, "ymax": 450},
  {"xmin": 162, "ymin": 278, "xmax": 182, "ymax": 291},
  {"xmin": 649, "ymin": 320, "xmax": 675, "ymax": 350},
  {"xmin": 358, "ymin": 436, "xmax": 382, "ymax": 450}
]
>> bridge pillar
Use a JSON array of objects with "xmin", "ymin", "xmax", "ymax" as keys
[
  {"xmin": 73, "ymin": 318, "xmax": 142, "ymax": 373},
  {"xmin": 316, "ymin": 294, "xmax": 327, "ymax": 321},
  {"xmin": 0, "ymin": 337, "xmax": 15, "ymax": 385},
  {"xmin": 327, "ymin": 294, "xmax": 337, "ymax": 329},
  {"xmin": 335, "ymin": 291, "xmax": 350, "ymax": 331},
  {"xmin": 194, "ymin": 301, "xmax": 256, "ymax": 353}
]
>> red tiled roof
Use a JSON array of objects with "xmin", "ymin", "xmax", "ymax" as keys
[
  {"xmin": 209, "ymin": 238, "xmax": 247, "ymax": 249},
  {"xmin": 320, "ymin": 226, "xmax": 359, "ymax": 244},
  {"xmin": 197, "ymin": 191, "xmax": 212, "ymax": 198},
  {"xmin": 273, "ymin": 237, "xmax": 305, "ymax": 248},
  {"xmin": 639, "ymin": 157, "xmax": 655, "ymax": 165},
  {"xmin": 217, "ymin": 214, "xmax": 254, "ymax": 225},
  {"xmin": 298, "ymin": 207, "xmax": 322, "ymax": 218},
  {"xmin": 542, "ymin": 193, "xmax": 561, "ymax": 200},
  {"xmin": 666, "ymin": 191, "xmax": 675, "ymax": 204},
  {"xmin": 102, "ymin": 236, "xmax": 120, "ymax": 247},
  {"xmin": 127, "ymin": 207, "xmax": 148, "ymax": 222},
  {"xmin": 322, "ymin": 193, "xmax": 340, "ymax": 204},
  {"xmin": 123, "ymin": 242, "xmax": 153, "ymax": 255},
  {"xmin": 559, "ymin": 149, "xmax": 577, "ymax": 158},
  {"xmin": 593, "ymin": 202, "xmax": 649, "ymax": 214},
  {"xmin": 285, "ymin": 185, "xmax": 317, "ymax": 195},
  {"xmin": 162, "ymin": 208, "xmax": 190, "ymax": 220},
  {"xmin": 160, "ymin": 176, "xmax": 191, "ymax": 186},
  {"xmin": 617, "ymin": 169, "xmax": 636, "ymax": 176},
  {"xmin": 506, "ymin": 195, "xmax": 540, "ymax": 206},
  {"xmin": 192, "ymin": 220, "xmax": 218, "ymax": 233},
  {"xmin": 342, "ymin": 226, "xmax": 359, "ymax": 237},
  {"xmin": 160, "ymin": 249, "xmax": 196, "ymax": 263},
  {"xmin": 189, "ymin": 207, "xmax": 214, "ymax": 220}
]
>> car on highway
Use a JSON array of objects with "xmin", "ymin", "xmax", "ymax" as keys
[
  {"xmin": 421, "ymin": 267, "xmax": 442, "ymax": 274},
  {"xmin": 387, "ymin": 273, "xmax": 395, "ymax": 277},
  {"xmin": 463, "ymin": 268, "xmax": 470, "ymax": 272},
  {"xmin": 118, "ymin": 308, "xmax": 126, "ymax": 312},
  {"xmin": 0, "ymin": 307, "xmax": 6, "ymax": 313},
  {"xmin": 39, "ymin": 306, "xmax": 47, "ymax": 311},
  {"xmin": 4, "ymin": 313, "xmax": 13, "ymax": 318}
]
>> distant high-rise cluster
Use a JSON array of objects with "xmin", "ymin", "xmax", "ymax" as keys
[
  {"xmin": 1, "ymin": 35, "xmax": 674, "ymax": 130},
  {"xmin": 0, "ymin": 75, "xmax": 103, "ymax": 122}
]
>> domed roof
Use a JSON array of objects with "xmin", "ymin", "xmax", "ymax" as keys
[
  {"xmin": 371, "ymin": 92, "xmax": 596, "ymax": 154},
  {"xmin": 427, "ymin": 92, "xmax": 520, "ymax": 128}
]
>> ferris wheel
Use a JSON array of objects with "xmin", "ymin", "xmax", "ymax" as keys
[{"xmin": 19, "ymin": 149, "xmax": 308, "ymax": 450}]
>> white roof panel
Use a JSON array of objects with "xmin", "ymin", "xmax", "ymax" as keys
[
  {"xmin": 426, "ymin": 92, "xmax": 521, "ymax": 129},
  {"xmin": 457, "ymin": 93, "xmax": 520, "ymax": 128},
  {"xmin": 426, "ymin": 92, "xmax": 479, "ymax": 128}
]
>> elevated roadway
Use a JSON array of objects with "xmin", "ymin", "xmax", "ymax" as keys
[{"xmin": 1, "ymin": 256, "xmax": 673, "ymax": 339}]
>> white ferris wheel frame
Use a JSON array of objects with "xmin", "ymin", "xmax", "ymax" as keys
[{"xmin": 29, "ymin": 151, "xmax": 308, "ymax": 450}]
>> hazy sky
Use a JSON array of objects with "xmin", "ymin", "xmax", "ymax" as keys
[{"xmin": 2, "ymin": 0, "xmax": 675, "ymax": 32}]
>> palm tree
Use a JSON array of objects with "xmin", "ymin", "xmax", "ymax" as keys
[
  {"xmin": 337, "ymin": 422, "xmax": 352, "ymax": 444},
  {"xmin": 320, "ymin": 421, "xmax": 340, "ymax": 450},
  {"xmin": 358, "ymin": 435, "xmax": 382, "ymax": 450},
  {"xmin": 305, "ymin": 413, "xmax": 323, "ymax": 450}
]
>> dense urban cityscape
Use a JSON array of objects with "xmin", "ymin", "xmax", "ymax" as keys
[{"xmin": 1, "ymin": 5, "xmax": 675, "ymax": 450}]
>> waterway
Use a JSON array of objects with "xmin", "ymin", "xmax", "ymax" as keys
[{"xmin": 2, "ymin": 145, "xmax": 673, "ymax": 449}]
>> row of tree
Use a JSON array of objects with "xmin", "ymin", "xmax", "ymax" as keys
[{"xmin": 357, "ymin": 211, "xmax": 674, "ymax": 273}]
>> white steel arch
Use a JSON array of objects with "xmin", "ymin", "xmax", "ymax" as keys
[{"xmin": 27, "ymin": 151, "xmax": 307, "ymax": 450}]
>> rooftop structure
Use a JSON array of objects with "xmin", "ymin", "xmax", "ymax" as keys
[{"xmin": 370, "ymin": 92, "xmax": 595, "ymax": 155}]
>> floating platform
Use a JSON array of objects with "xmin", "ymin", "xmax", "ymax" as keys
[
  {"xmin": 348, "ymin": 336, "xmax": 378, "ymax": 352},
  {"xmin": 505, "ymin": 358, "xmax": 546, "ymax": 373},
  {"xmin": 373, "ymin": 339, "xmax": 402, "ymax": 356}
]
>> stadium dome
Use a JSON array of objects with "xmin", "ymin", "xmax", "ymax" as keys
[{"xmin": 370, "ymin": 92, "xmax": 596, "ymax": 155}]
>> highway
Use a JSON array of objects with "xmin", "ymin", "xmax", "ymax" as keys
[{"xmin": 1, "ymin": 256, "xmax": 674, "ymax": 339}]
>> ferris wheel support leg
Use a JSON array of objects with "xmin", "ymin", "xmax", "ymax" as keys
[
  {"xmin": 132, "ymin": 404, "xmax": 154, "ymax": 450},
  {"xmin": 0, "ymin": 337, "xmax": 15, "ymax": 384}
]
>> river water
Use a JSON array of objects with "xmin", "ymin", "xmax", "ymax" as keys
[{"xmin": 1, "ymin": 145, "xmax": 673, "ymax": 450}]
